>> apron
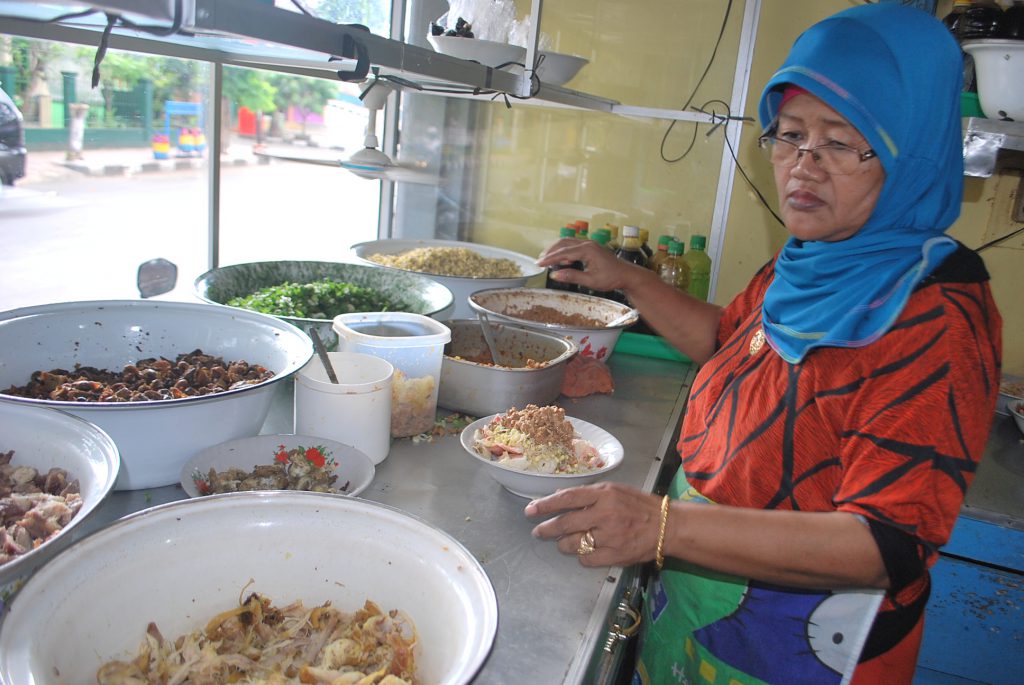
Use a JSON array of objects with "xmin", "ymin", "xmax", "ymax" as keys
[{"xmin": 633, "ymin": 476, "xmax": 883, "ymax": 685}]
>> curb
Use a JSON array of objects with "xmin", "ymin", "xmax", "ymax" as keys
[{"xmin": 56, "ymin": 154, "xmax": 267, "ymax": 177}]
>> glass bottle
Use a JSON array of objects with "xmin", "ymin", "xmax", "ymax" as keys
[
  {"xmin": 548, "ymin": 226, "xmax": 581, "ymax": 292},
  {"xmin": 681, "ymin": 234, "xmax": 711, "ymax": 301},
  {"xmin": 649, "ymin": 234, "xmax": 674, "ymax": 274},
  {"xmin": 658, "ymin": 240, "xmax": 690, "ymax": 292}
]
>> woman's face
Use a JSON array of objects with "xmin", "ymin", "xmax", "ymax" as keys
[{"xmin": 773, "ymin": 93, "xmax": 885, "ymax": 242}]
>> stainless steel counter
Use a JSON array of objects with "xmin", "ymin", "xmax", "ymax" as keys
[
  {"xmin": 961, "ymin": 412, "xmax": 1024, "ymax": 529},
  {"xmin": 70, "ymin": 352, "xmax": 696, "ymax": 684}
]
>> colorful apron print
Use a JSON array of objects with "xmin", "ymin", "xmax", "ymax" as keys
[{"xmin": 633, "ymin": 478, "xmax": 883, "ymax": 685}]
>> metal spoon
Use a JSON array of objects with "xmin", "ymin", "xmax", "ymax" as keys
[
  {"xmin": 477, "ymin": 312, "xmax": 507, "ymax": 366},
  {"xmin": 606, "ymin": 308, "xmax": 639, "ymax": 328},
  {"xmin": 309, "ymin": 328, "xmax": 339, "ymax": 384}
]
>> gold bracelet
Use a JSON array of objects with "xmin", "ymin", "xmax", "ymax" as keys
[{"xmin": 655, "ymin": 494, "xmax": 670, "ymax": 571}]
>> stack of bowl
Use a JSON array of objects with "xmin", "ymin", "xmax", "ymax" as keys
[
  {"xmin": 468, "ymin": 287, "xmax": 638, "ymax": 362},
  {"xmin": 439, "ymin": 319, "xmax": 578, "ymax": 416},
  {"xmin": 0, "ymin": 300, "xmax": 312, "ymax": 490}
]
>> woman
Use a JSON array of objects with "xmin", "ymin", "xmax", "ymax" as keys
[{"xmin": 527, "ymin": 5, "xmax": 1002, "ymax": 684}]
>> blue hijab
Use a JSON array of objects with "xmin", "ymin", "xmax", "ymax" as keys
[{"xmin": 757, "ymin": 4, "xmax": 963, "ymax": 364}]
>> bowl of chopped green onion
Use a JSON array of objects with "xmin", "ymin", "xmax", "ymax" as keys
[{"xmin": 194, "ymin": 260, "xmax": 455, "ymax": 349}]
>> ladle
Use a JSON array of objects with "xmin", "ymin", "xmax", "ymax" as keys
[
  {"xmin": 477, "ymin": 312, "xmax": 507, "ymax": 366},
  {"xmin": 310, "ymin": 329, "xmax": 339, "ymax": 384}
]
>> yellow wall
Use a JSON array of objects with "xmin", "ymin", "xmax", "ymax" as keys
[{"xmin": 471, "ymin": 0, "xmax": 1023, "ymax": 372}]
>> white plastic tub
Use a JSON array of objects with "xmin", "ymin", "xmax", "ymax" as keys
[
  {"xmin": 334, "ymin": 312, "xmax": 451, "ymax": 437},
  {"xmin": 963, "ymin": 39, "xmax": 1024, "ymax": 120}
]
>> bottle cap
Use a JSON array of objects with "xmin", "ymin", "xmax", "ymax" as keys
[
  {"xmin": 658, "ymin": 235, "xmax": 673, "ymax": 246},
  {"xmin": 591, "ymin": 232, "xmax": 609, "ymax": 245},
  {"xmin": 668, "ymin": 240, "xmax": 684, "ymax": 256},
  {"xmin": 623, "ymin": 225, "xmax": 640, "ymax": 238},
  {"xmin": 559, "ymin": 226, "xmax": 576, "ymax": 238},
  {"xmin": 690, "ymin": 234, "xmax": 707, "ymax": 251},
  {"xmin": 639, "ymin": 228, "xmax": 650, "ymax": 243}
]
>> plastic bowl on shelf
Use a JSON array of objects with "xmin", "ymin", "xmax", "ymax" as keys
[
  {"xmin": 536, "ymin": 51, "xmax": 589, "ymax": 86},
  {"xmin": 426, "ymin": 34, "xmax": 527, "ymax": 70},
  {"xmin": 962, "ymin": 39, "xmax": 1024, "ymax": 121}
]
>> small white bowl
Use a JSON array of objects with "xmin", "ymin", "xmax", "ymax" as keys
[
  {"xmin": 0, "ymin": 402, "xmax": 119, "ymax": 608},
  {"xmin": 0, "ymin": 492, "xmax": 497, "ymax": 684},
  {"xmin": 180, "ymin": 434, "xmax": 375, "ymax": 498},
  {"xmin": 536, "ymin": 51, "xmax": 589, "ymax": 86},
  {"xmin": 427, "ymin": 34, "xmax": 527, "ymax": 69},
  {"xmin": 1011, "ymin": 402, "xmax": 1024, "ymax": 436},
  {"xmin": 468, "ymin": 287, "xmax": 639, "ymax": 363},
  {"xmin": 351, "ymin": 238, "xmax": 546, "ymax": 319},
  {"xmin": 460, "ymin": 413, "xmax": 624, "ymax": 498}
]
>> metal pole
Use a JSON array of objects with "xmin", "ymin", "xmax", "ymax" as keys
[{"xmin": 208, "ymin": 61, "xmax": 223, "ymax": 270}]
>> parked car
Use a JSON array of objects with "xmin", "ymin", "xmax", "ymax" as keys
[{"xmin": 0, "ymin": 88, "xmax": 27, "ymax": 186}]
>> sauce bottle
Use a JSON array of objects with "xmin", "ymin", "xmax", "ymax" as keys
[
  {"xmin": 638, "ymin": 228, "xmax": 654, "ymax": 261},
  {"xmin": 611, "ymin": 225, "xmax": 648, "ymax": 305}
]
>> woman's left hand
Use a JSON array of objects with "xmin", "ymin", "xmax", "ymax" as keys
[{"xmin": 524, "ymin": 482, "xmax": 663, "ymax": 567}]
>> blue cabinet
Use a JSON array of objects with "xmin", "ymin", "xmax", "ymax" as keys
[{"xmin": 915, "ymin": 417, "xmax": 1024, "ymax": 685}]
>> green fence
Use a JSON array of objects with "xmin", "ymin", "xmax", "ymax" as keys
[{"xmin": 25, "ymin": 127, "xmax": 150, "ymax": 151}]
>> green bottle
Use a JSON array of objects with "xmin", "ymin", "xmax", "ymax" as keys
[
  {"xmin": 682, "ymin": 234, "xmax": 711, "ymax": 301},
  {"xmin": 549, "ymin": 226, "xmax": 581, "ymax": 292}
]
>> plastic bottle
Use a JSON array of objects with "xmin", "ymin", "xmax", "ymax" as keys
[
  {"xmin": 649, "ymin": 234, "xmax": 674, "ymax": 274},
  {"xmin": 610, "ymin": 225, "xmax": 647, "ymax": 304},
  {"xmin": 574, "ymin": 220, "xmax": 590, "ymax": 239},
  {"xmin": 580, "ymin": 231, "xmax": 615, "ymax": 300},
  {"xmin": 681, "ymin": 234, "xmax": 711, "ymax": 301},
  {"xmin": 638, "ymin": 228, "xmax": 654, "ymax": 261},
  {"xmin": 605, "ymin": 224, "xmax": 621, "ymax": 251},
  {"xmin": 548, "ymin": 226, "xmax": 581, "ymax": 292},
  {"xmin": 594, "ymin": 228, "xmax": 614, "ymax": 250},
  {"xmin": 942, "ymin": 0, "xmax": 972, "ymax": 36},
  {"xmin": 657, "ymin": 240, "xmax": 690, "ymax": 292}
]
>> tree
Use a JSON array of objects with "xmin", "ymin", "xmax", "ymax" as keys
[{"xmin": 269, "ymin": 72, "xmax": 339, "ymax": 137}]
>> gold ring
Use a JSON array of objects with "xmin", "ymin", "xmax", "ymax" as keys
[{"xmin": 577, "ymin": 530, "xmax": 596, "ymax": 556}]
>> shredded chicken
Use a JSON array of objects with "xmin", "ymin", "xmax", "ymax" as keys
[
  {"xmin": 97, "ymin": 594, "xmax": 418, "ymax": 685},
  {"xmin": 0, "ymin": 449, "xmax": 82, "ymax": 566}
]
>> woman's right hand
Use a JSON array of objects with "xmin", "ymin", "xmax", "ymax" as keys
[{"xmin": 536, "ymin": 238, "xmax": 649, "ymax": 295}]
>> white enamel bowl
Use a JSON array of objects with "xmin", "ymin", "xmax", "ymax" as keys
[
  {"xmin": 180, "ymin": 434, "xmax": 376, "ymax": 498},
  {"xmin": 0, "ymin": 402, "xmax": 119, "ymax": 609},
  {"xmin": 460, "ymin": 413, "xmax": 624, "ymax": 498},
  {"xmin": 351, "ymin": 238, "xmax": 546, "ymax": 319},
  {"xmin": 997, "ymin": 375, "xmax": 1024, "ymax": 416},
  {"xmin": 0, "ymin": 300, "xmax": 313, "ymax": 491},
  {"xmin": 0, "ymin": 493, "xmax": 497, "ymax": 684},
  {"xmin": 468, "ymin": 287, "xmax": 638, "ymax": 363}
]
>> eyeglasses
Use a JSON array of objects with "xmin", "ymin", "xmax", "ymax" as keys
[{"xmin": 757, "ymin": 134, "xmax": 877, "ymax": 175}]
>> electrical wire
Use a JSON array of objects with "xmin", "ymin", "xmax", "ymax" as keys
[
  {"xmin": 660, "ymin": 0, "xmax": 734, "ymax": 163},
  {"xmin": 975, "ymin": 224, "xmax": 1024, "ymax": 252}
]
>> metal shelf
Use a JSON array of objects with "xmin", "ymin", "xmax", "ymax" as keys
[
  {"xmin": 963, "ymin": 116, "xmax": 1024, "ymax": 177},
  {"xmin": 0, "ymin": 0, "xmax": 718, "ymax": 125}
]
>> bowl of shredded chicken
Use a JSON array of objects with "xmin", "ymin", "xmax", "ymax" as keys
[
  {"xmin": 0, "ymin": 401, "xmax": 119, "ymax": 611},
  {"xmin": 461, "ymin": 404, "xmax": 624, "ymax": 498},
  {"xmin": 0, "ymin": 491, "xmax": 497, "ymax": 685}
]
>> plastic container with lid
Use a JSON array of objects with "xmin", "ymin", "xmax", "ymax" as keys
[{"xmin": 333, "ymin": 312, "xmax": 451, "ymax": 438}]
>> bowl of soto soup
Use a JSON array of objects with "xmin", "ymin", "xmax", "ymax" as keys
[{"xmin": 195, "ymin": 260, "xmax": 455, "ymax": 349}]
